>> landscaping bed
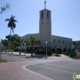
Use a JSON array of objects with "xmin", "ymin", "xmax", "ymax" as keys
[{"xmin": 0, "ymin": 60, "xmax": 8, "ymax": 63}]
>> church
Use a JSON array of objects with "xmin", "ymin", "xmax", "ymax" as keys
[{"xmin": 21, "ymin": 0, "xmax": 72, "ymax": 51}]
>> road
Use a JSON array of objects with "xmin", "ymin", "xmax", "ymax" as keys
[
  {"xmin": 26, "ymin": 60, "xmax": 80, "ymax": 80},
  {"xmin": 1, "ymin": 52, "xmax": 46, "ymax": 62}
]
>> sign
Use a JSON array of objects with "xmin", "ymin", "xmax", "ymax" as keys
[{"xmin": 73, "ymin": 73, "xmax": 80, "ymax": 80}]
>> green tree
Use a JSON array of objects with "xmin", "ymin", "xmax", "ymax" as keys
[
  {"xmin": 5, "ymin": 15, "xmax": 17, "ymax": 51},
  {"xmin": 55, "ymin": 46, "xmax": 62, "ymax": 56},
  {"xmin": 24, "ymin": 39, "xmax": 30, "ymax": 45},
  {"xmin": 1, "ymin": 39, "xmax": 10, "ymax": 48},
  {"xmin": 6, "ymin": 35, "xmax": 13, "ymax": 42},
  {"xmin": 15, "ymin": 37, "xmax": 24, "ymax": 55},
  {"xmin": 0, "ymin": 3, "xmax": 10, "ymax": 14},
  {"xmin": 29, "ymin": 36, "xmax": 39, "ymax": 57},
  {"xmin": 1, "ymin": 39, "xmax": 10, "ymax": 53}
]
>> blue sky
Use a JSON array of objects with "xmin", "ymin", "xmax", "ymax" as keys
[{"xmin": 0, "ymin": 0, "xmax": 80, "ymax": 41}]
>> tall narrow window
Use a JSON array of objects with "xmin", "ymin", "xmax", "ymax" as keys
[
  {"xmin": 41, "ymin": 11, "xmax": 44, "ymax": 19},
  {"xmin": 63, "ymin": 40, "xmax": 64, "ymax": 43},
  {"xmin": 58, "ymin": 40, "xmax": 60, "ymax": 43},
  {"xmin": 53, "ymin": 39, "xmax": 55, "ymax": 42},
  {"xmin": 47, "ymin": 11, "xmax": 50, "ymax": 19}
]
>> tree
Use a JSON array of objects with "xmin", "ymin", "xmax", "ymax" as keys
[
  {"xmin": 1, "ymin": 39, "xmax": 10, "ymax": 48},
  {"xmin": 1, "ymin": 39, "xmax": 10, "ymax": 53},
  {"xmin": 0, "ymin": 3, "xmax": 10, "ymax": 14},
  {"xmin": 6, "ymin": 35, "xmax": 13, "ymax": 42},
  {"xmin": 73, "ymin": 42, "xmax": 78, "ymax": 45},
  {"xmin": 0, "ymin": 42, "xmax": 3, "ymax": 60},
  {"xmin": 23, "ymin": 39, "xmax": 30, "ymax": 46},
  {"xmin": 29, "ymin": 36, "xmax": 39, "ymax": 57},
  {"xmin": 15, "ymin": 37, "xmax": 24, "ymax": 55},
  {"xmin": 55, "ymin": 46, "xmax": 62, "ymax": 56},
  {"xmin": 0, "ymin": 3, "xmax": 10, "ymax": 61},
  {"xmin": 5, "ymin": 15, "xmax": 17, "ymax": 51}
]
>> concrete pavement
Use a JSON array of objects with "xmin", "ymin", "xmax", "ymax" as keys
[
  {"xmin": 0, "ymin": 52, "xmax": 78, "ymax": 80},
  {"xmin": 1, "ymin": 52, "xmax": 71, "ymax": 62},
  {"xmin": 26, "ymin": 60, "xmax": 80, "ymax": 80}
]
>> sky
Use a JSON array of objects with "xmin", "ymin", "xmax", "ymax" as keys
[{"xmin": 0, "ymin": 0, "xmax": 80, "ymax": 41}]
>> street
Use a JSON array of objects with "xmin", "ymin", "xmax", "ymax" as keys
[
  {"xmin": 26, "ymin": 60, "xmax": 80, "ymax": 80},
  {"xmin": 1, "ymin": 52, "xmax": 46, "ymax": 62},
  {"xmin": 1, "ymin": 52, "xmax": 80, "ymax": 80}
]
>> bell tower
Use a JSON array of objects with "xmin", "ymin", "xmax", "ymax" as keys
[{"xmin": 39, "ymin": 0, "xmax": 51, "ymax": 44}]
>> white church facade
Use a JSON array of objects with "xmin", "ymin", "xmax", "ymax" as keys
[{"xmin": 21, "ymin": 1, "xmax": 72, "ymax": 51}]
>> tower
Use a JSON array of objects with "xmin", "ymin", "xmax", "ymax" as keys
[{"xmin": 39, "ymin": 0, "xmax": 51, "ymax": 44}]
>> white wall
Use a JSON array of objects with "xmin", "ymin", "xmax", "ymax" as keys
[
  {"xmin": 50, "ymin": 35, "xmax": 72, "ymax": 50},
  {"xmin": 39, "ymin": 9, "xmax": 51, "ymax": 43}
]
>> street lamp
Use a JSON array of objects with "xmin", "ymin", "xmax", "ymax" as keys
[{"xmin": 45, "ymin": 41, "xmax": 47, "ymax": 59}]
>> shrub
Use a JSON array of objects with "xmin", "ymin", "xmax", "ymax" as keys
[
  {"xmin": 55, "ymin": 46, "xmax": 62, "ymax": 56},
  {"xmin": 62, "ymin": 52, "xmax": 69, "ymax": 56}
]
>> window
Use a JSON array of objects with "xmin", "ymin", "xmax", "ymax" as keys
[
  {"xmin": 53, "ymin": 39, "xmax": 55, "ymax": 42},
  {"xmin": 41, "ymin": 11, "xmax": 44, "ymax": 19},
  {"xmin": 63, "ymin": 40, "xmax": 64, "ymax": 43},
  {"xmin": 65, "ymin": 46, "xmax": 67, "ymax": 48},
  {"xmin": 47, "ymin": 11, "xmax": 50, "ymax": 19},
  {"xmin": 70, "ymin": 46, "xmax": 71, "ymax": 48},
  {"xmin": 55, "ymin": 45, "xmax": 57, "ymax": 48},
  {"xmin": 58, "ymin": 40, "xmax": 60, "ymax": 43},
  {"xmin": 60, "ymin": 45, "xmax": 61, "ymax": 47}
]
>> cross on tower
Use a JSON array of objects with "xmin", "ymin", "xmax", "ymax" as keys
[{"xmin": 44, "ymin": 0, "xmax": 47, "ymax": 9}]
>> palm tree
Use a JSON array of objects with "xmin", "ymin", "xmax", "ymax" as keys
[
  {"xmin": 24, "ymin": 39, "xmax": 30, "ymax": 45},
  {"xmin": 16, "ymin": 37, "xmax": 24, "ymax": 55},
  {"xmin": 29, "ymin": 36, "xmax": 39, "ymax": 57},
  {"xmin": 5, "ymin": 15, "xmax": 17, "ymax": 51},
  {"xmin": 0, "ymin": 3, "xmax": 10, "ymax": 14}
]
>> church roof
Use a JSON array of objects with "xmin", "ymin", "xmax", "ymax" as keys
[{"xmin": 52, "ymin": 35, "xmax": 72, "ymax": 40}]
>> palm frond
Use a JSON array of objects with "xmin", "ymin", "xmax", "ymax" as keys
[
  {"xmin": 8, "ymin": 22, "xmax": 12, "ymax": 27},
  {"xmin": 5, "ymin": 19, "xmax": 10, "ymax": 21},
  {"xmin": 13, "ymin": 19, "xmax": 18, "ymax": 22}
]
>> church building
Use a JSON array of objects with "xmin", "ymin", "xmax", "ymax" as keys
[{"xmin": 21, "ymin": 0, "xmax": 72, "ymax": 51}]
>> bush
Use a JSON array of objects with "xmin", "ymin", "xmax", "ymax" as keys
[
  {"xmin": 55, "ymin": 46, "xmax": 62, "ymax": 56},
  {"xmin": 62, "ymin": 52, "xmax": 70, "ymax": 56}
]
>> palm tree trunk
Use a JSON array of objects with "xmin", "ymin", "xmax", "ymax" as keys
[
  {"xmin": 12, "ymin": 32, "xmax": 14, "ymax": 54},
  {"xmin": 9, "ymin": 28, "xmax": 11, "ymax": 53},
  {"xmin": 31, "ymin": 45, "xmax": 33, "ymax": 57},
  {"xmin": 19, "ymin": 45, "xmax": 21, "ymax": 55}
]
